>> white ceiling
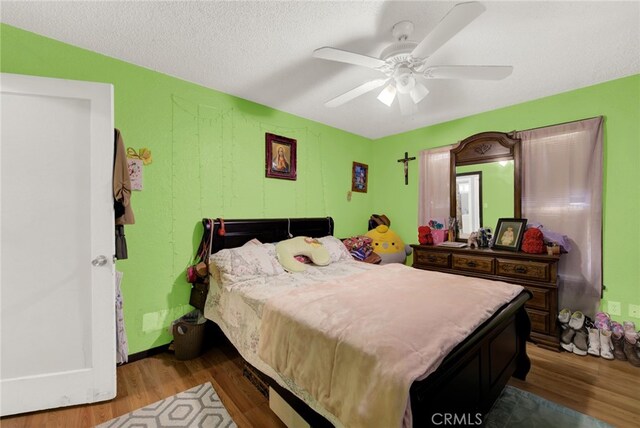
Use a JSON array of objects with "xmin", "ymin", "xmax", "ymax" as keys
[{"xmin": 2, "ymin": 1, "xmax": 639, "ymax": 139}]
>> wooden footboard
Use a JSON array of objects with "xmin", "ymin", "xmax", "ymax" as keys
[{"xmin": 410, "ymin": 290, "xmax": 531, "ymax": 424}]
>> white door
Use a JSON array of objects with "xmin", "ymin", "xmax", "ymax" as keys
[{"xmin": 0, "ymin": 73, "xmax": 115, "ymax": 416}]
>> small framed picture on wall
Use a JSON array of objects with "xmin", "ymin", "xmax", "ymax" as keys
[
  {"xmin": 352, "ymin": 162, "xmax": 368, "ymax": 193},
  {"xmin": 492, "ymin": 218, "xmax": 527, "ymax": 251},
  {"xmin": 265, "ymin": 133, "xmax": 297, "ymax": 180}
]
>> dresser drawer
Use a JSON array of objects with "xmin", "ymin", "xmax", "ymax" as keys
[
  {"xmin": 526, "ymin": 308, "xmax": 550, "ymax": 334},
  {"xmin": 496, "ymin": 259, "xmax": 549, "ymax": 282},
  {"xmin": 524, "ymin": 286, "xmax": 550, "ymax": 311},
  {"xmin": 452, "ymin": 254, "xmax": 494, "ymax": 274},
  {"xmin": 415, "ymin": 250, "xmax": 451, "ymax": 268}
]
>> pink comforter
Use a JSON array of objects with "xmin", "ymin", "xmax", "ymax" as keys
[{"xmin": 258, "ymin": 264, "xmax": 523, "ymax": 428}]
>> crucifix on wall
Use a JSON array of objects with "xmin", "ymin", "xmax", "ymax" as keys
[{"xmin": 397, "ymin": 152, "xmax": 416, "ymax": 185}]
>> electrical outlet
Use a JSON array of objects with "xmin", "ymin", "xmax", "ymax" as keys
[
  {"xmin": 629, "ymin": 304, "xmax": 640, "ymax": 319},
  {"xmin": 608, "ymin": 301, "xmax": 621, "ymax": 316}
]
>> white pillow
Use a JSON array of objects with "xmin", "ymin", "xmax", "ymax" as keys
[
  {"xmin": 209, "ymin": 243, "xmax": 284, "ymax": 285},
  {"xmin": 318, "ymin": 236, "xmax": 353, "ymax": 263}
]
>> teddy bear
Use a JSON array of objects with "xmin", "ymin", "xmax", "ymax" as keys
[
  {"xmin": 365, "ymin": 225, "xmax": 412, "ymax": 264},
  {"xmin": 418, "ymin": 225, "xmax": 434, "ymax": 245}
]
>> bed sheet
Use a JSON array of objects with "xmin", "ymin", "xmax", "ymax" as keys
[{"xmin": 204, "ymin": 259, "xmax": 376, "ymax": 427}]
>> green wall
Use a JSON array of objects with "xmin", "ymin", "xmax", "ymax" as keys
[
  {"xmin": 371, "ymin": 74, "xmax": 640, "ymax": 322},
  {"xmin": 1, "ymin": 24, "xmax": 373, "ymax": 353}
]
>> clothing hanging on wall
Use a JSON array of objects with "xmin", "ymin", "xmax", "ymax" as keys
[{"xmin": 113, "ymin": 128, "xmax": 135, "ymax": 259}]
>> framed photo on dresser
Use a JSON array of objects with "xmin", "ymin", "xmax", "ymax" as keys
[{"xmin": 493, "ymin": 218, "xmax": 527, "ymax": 251}]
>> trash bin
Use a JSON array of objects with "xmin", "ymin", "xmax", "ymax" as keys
[{"xmin": 171, "ymin": 309, "xmax": 206, "ymax": 360}]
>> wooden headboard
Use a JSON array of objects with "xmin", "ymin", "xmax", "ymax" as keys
[{"xmin": 203, "ymin": 217, "xmax": 334, "ymax": 256}]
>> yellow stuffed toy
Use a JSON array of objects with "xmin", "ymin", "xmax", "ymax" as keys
[{"xmin": 365, "ymin": 225, "xmax": 412, "ymax": 264}]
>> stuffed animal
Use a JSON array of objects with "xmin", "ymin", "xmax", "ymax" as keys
[
  {"xmin": 521, "ymin": 227, "xmax": 545, "ymax": 254},
  {"xmin": 418, "ymin": 225, "xmax": 434, "ymax": 245},
  {"xmin": 365, "ymin": 225, "xmax": 412, "ymax": 264},
  {"xmin": 467, "ymin": 231, "xmax": 479, "ymax": 248}
]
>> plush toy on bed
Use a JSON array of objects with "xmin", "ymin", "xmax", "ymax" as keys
[
  {"xmin": 275, "ymin": 236, "xmax": 331, "ymax": 272},
  {"xmin": 365, "ymin": 225, "xmax": 412, "ymax": 264}
]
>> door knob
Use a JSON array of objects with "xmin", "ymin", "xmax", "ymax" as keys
[{"xmin": 91, "ymin": 255, "xmax": 108, "ymax": 267}]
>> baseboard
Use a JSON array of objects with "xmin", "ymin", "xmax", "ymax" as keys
[{"xmin": 125, "ymin": 343, "xmax": 171, "ymax": 364}]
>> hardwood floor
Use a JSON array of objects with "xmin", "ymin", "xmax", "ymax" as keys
[
  {"xmin": 1, "ymin": 339, "xmax": 638, "ymax": 427},
  {"xmin": 509, "ymin": 344, "xmax": 640, "ymax": 427}
]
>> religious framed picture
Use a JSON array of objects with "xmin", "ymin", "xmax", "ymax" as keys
[
  {"xmin": 265, "ymin": 133, "xmax": 297, "ymax": 180},
  {"xmin": 352, "ymin": 162, "xmax": 368, "ymax": 193},
  {"xmin": 492, "ymin": 218, "xmax": 527, "ymax": 251}
]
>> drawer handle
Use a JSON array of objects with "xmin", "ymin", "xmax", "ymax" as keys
[
  {"xmin": 515, "ymin": 265, "xmax": 528, "ymax": 273},
  {"xmin": 466, "ymin": 261, "xmax": 477, "ymax": 268},
  {"xmin": 427, "ymin": 255, "xmax": 437, "ymax": 262}
]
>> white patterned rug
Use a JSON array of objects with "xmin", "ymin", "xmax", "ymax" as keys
[{"xmin": 96, "ymin": 382, "xmax": 237, "ymax": 428}]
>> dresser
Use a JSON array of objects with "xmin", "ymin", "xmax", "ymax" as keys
[{"xmin": 412, "ymin": 244, "xmax": 561, "ymax": 351}]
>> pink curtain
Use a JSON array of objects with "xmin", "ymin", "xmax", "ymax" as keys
[
  {"xmin": 516, "ymin": 117, "xmax": 603, "ymax": 316},
  {"xmin": 418, "ymin": 146, "xmax": 452, "ymax": 226}
]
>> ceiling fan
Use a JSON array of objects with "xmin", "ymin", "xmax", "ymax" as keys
[{"xmin": 312, "ymin": 1, "xmax": 513, "ymax": 115}]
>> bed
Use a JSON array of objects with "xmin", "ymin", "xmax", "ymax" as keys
[{"xmin": 198, "ymin": 217, "xmax": 531, "ymax": 427}]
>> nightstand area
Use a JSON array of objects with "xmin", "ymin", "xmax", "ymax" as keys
[{"xmin": 412, "ymin": 244, "xmax": 562, "ymax": 351}]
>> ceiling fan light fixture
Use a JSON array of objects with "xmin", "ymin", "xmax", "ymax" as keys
[
  {"xmin": 409, "ymin": 82, "xmax": 429, "ymax": 104},
  {"xmin": 377, "ymin": 84, "xmax": 397, "ymax": 107},
  {"xmin": 394, "ymin": 66, "xmax": 415, "ymax": 94}
]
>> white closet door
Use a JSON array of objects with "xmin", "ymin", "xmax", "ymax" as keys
[{"xmin": 0, "ymin": 73, "xmax": 115, "ymax": 416}]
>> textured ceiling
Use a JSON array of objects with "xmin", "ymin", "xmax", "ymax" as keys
[{"xmin": 2, "ymin": 1, "xmax": 639, "ymax": 139}]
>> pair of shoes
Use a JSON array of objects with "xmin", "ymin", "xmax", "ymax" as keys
[
  {"xmin": 594, "ymin": 312, "xmax": 611, "ymax": 331},
  {"xmin": 558, "ymin": 310, "xmax": 587, "ymax": 356},
  {"xmin": 561, "ymin": 328, "xmax": 588, "ymax": 356},
  {"xmin": 588, "ymin": 328, "xmax": 614, "ymax": 360}
]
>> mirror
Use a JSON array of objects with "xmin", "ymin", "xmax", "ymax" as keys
[
  {"xmin": 455, "ymin": 161, "xmax": 514, "ymax": 238},
  {"xmin": 455, "ymin": 172, "xmax": 483, "ymax": 236},
  {"xmin": 450, "ymin": 132, "xmax": 521, "ymax": 241}
]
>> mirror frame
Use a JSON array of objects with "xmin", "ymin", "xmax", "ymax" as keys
[{"xmin": 450, "ymin": 131, "xmax": 522, "ymax": 241}]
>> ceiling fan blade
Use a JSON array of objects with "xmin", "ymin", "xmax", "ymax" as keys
[
  {"xmin": 313, "ymin": 47, "xmax": 386, "ymax": 69},
  {"xmin": 325, "ymin": 78, "xmax": 389, "ymax": 108},
  {"xmin": 424, "ymin": 65, "xmax": 513, "ymax": 80},
  {"xmin": 397, "ymin": 93, "xmax": 418, "ymax": 116},
  {"xmin": 409, "ymin": 81, "xmax": 429, "ymax": 104},
  {"xmin": 411, "ymin": 1, "xmax": 486, "ymax": 59},
  {"xmin": 377, "ymin": 83, "xmax": 397, "ymax": 107}
]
